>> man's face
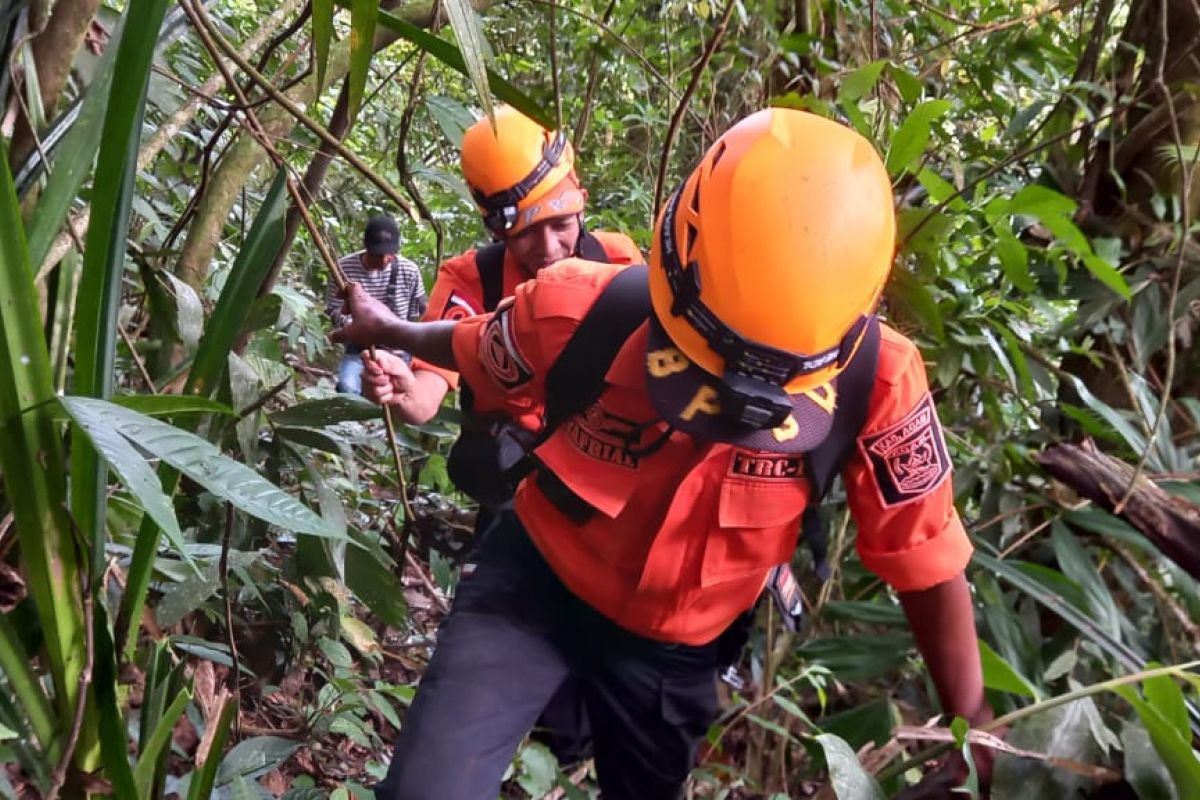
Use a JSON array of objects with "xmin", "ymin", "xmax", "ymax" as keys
[
  {"xmin": 363, "ymin": 252, "xmax": 396, "ymax": 271},
  {"xmin": 505, "ymin": 214, "xmax": 581, "ymax": 275}
]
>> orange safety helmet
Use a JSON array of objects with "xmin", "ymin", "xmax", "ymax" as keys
[
  {"xmin": 645, "ymin": 108, "xmax": 896, "ymax": 451},
  {"xmin": 460, "ymin": 106, "xmax": 584, "ymax": 236}
]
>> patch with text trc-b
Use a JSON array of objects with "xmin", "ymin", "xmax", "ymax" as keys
[
  {"xmin": 859, "ymin": 393, "xmax": 950, "ymax": 507},
  {"xmin": 480, "ymin": 302, "xmax": 533, "ymax": 390}
]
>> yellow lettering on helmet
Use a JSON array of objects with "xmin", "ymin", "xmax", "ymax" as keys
[
  {"xmin": 773, "ymin": 414, "xmax": 799, "ymax": 442},
  {"xmin": 647, "ymin": 347, "xmax": 690, "ymax": 378},
  {"xmin": 680, "ymin": 386, "xmax": 721, "ymax": 420},
  {"xmin": 802, "ymin": 383, "xmax": 837, "ymax": 414}
]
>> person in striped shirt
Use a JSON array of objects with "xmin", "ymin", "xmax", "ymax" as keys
[{"xmin": 325, "ymin": 214, "xmax": 427, "ymax": 394}]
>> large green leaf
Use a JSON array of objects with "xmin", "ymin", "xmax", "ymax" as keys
[
  {"xmin": 1050, "ymin": 522, "xmax": 1123, "ymax": 640},
  {"xmin": 814, "ymin": 733, "xmax": 887, "ymax": 800},
  {"xmin": 973, "ymin": 550, "xmax": 1144, "ymax": 672},
  {"xmin": 65, "ymin": 397, "xmax": 342, "ymax": 539},
  {"xmin": 311, "ymin": 0, "xmax": 334, "ymax": 95},
  {"xmin": 186, "ymin": 697, "xmax": 236, "ymax": 800},
  {"xmin": 114, "ymin": 394, "xmax": 235, "ymax": 417},
  {"xmin": 1112, "ymin": 685, "xmax": 1200, "ymax": 797},
  {"xmin": 60, "ymin": 396, "xmax": 191, "ymax": 565},
  {"xmin": 132, "ymin": 687, "xmax": 190, "ymax": 797},
  {"xmin": 71, "ymin": 0, "xmax": 170, "ymax": 584},
  {"xmin": 24, "ymin": 15, "xmax": 124, "ymax": 270},
  {"xmin": 443, "ymin": 0, "xmax": 495, "ymax": 124},
  {"xmin": 269, "ymin": 395, "xmax": 382, "ymax": 426},
  {"xmin": 980, "ymin": 639, "xmax": 1040, "ymax": 700},
  {"xmin": 0, "ymin": 144, "xmax": 86, "ymax": 739},
  {"xmin": 346, "ymin": 0, "xmax": 378, "ymax": 121},
  {"xmin": 187, "ymin": 169, "xmax": 289, "ymax": 397}
]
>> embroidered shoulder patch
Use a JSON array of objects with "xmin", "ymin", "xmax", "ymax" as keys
[
  {"xmin": 859, "ymin": 393, "xmax": 950, "ymax": 507},
  {"xmin": 480, "ymin": 302, "xmax": 533, "ymax": 390},
  {"xmin": 441, "ymin": 291, "xmax": 477, "ymax": 321}
]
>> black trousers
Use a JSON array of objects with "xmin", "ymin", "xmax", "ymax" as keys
[{"xmin": 374, "ymin": 511, "xmax": 721, "ymax": 800}]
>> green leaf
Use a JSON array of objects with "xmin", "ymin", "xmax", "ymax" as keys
[
  {"xmin": 25, "ymin": 14, "xmax": 124, "ymax": 270},
  {"xmin": 345, "ymin": 534, "xmax": 408, "ymax": 627},
  {"xmin": 113, "ymin": 394, "xmax": 235, "ymax": 417},
  {"xmin": 270, "ymin": 395, "xmax": 382, "ymax": 426},
  {"xmin": 972, "ymin": 550, "xmax": 1144, "ymax": 673},
  {"xmin": 94, "ymin": 603, "xmax": 140, "ymax": 797},
  {"xmin": 1007, "ymin": 185, "xmax": 1078, "ymax": 218},
  {"xmin": 995, "ymin": 230, "xmax": 1035, "ymax": 292},
  {"xmin": 425, "ymin": 95, "xmax": 477, "ymax": 149},
  {"xmin": 1081, "ymin": 252, "xmax": 1132, "ymax": 300},
  {"xmin": 443, "ymin": 0, "xmax": 496, "ymax": 124},
  {"xmin": 819, "ymin": 699, "xmax": 897, "ymax": 750},
  {"xmin": 797, "ymin": 632, "xmax": 913, "ymax": 681},
  {"xmin": 886, "ymin": 265, "xmax": 945, "ymax": 339},
  {"xmin": 133, "ymin": 687, "xmax": 191, "ymax": 797},
  {"xmin": 215, "ymin": 736, "xmax": 298, "ymax": 785},
  {"xmin": 888, "ymin": 63, "xmax": 924, "ymax": 105},
  {"xmin": 311, "ymin": 0, "xmax": 334, "ymax": 95},
  {"xmin": 1050, "ymin": 522, "xmax": 1123, "ymax": 640},
  {"xmin": 886, "ymin": 99, "xmax": 951, "ymax": 176},
  {"xmin": 319, "ymin": 638, "xmax": 354, "ymax": 669},
  {"xmin": 188, "ymin": 697, "xmax": 236, "ymax": 800},
  {"xmin": 1112, "ymin": 685, "xmax": 1200, "ymax": 797},
  {"xmin": 1142, "ymin": 669, "xmax": 1191, "ymax": 744},
  {"xmin": 821, "ymin": 601, "xmax": 906, "ymax": 626},
  {"xmin": 0, "ymin": 144, "xmax": 84, "ymax": 742},
  {"xmin": 1121, "ymin": 720, "xmax": 1179, "ymax": 800},
  {"xmin": 65, "ymin": 397, "xmax": 341, "ymax": 539},
  {"xmin": 979, "ymin": 639, "xmax": 1040, "ymax": 699},
  {"xmin": 72, "ymin": 0, "xmax": 171, "ymax": 582},
  {"xmin": 346, "ymin": 0, "xmax": 378, "ymax": 121},
  {"xmin": 188, "ymin": 169, "xmax": 289, "ymax": 397},
  {"xmin": 60, "ymin": 396, "xmax": 191, "ymax": 565},
  {"xmin": 838, "ymin": 60, "xmax": 887, "ymax": 103},
  {"xmin": 814, "ymin": 733, "xmax": 887, "ymax": 800},
  {"xmin": 1065, "ymin": 375, "xmax": 1147, "ymax": 454},
  {"xmin": 516, "ymin": 742, "xmax": 557, "ymax": 798}
]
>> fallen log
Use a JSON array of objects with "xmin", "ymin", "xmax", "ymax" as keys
[{"xmin": 1033, "ymin": 438, "xmax": 1200, "ymax": 580}]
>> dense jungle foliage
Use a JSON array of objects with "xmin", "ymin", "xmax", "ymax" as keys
[{"xmin": 0, "ymin": 0, "xmax": 1198, "ymax": 797}]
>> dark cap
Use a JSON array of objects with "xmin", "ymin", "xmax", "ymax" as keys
[{"xmin": 364, "ymin": 214, "xmax": 401, "ymax": 255}]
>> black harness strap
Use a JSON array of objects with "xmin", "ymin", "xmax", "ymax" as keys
[
  {"xmin": 799, "ymin": 317, "xmax": 882, "ymax": 579},
  {"xmin": 474, "ymin": 232, "xmax": 613, "ymax": 318},
  {"xmin": 474, "ymin": 242, "xmax": 508, "ymax": 315},
  {"xmin": 543, "ymin": 264, "xmax": 651, "ymax": 429}
]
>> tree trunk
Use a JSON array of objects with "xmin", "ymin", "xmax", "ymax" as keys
[
  {"xmin": 1034, "ymin": 439, "xmax": 1200, "ymax": 580},
  {"xmin": 8, "ymin": 0, "xmax": 104, "ymax": 168}
]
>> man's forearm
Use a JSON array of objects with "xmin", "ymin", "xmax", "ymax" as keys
[
  {"xmin": 379, "ymin": 320, "xmax": 459, "ymax": 370},
  {"xmin": 898, "ymin": 572, "xmax": 990, "ymax": 724}
]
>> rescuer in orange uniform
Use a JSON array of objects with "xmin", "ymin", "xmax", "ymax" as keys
[
  {"xmin": 365, "ymin": 106, "xmax": 641, "ymax": 766},
  {"xmin": 337, "ymin": 108, "xmax": 994, "ymax": 800}
]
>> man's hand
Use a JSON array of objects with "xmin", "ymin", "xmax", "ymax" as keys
[
  {"xmin": 332, "ymin": 282, "xmax": 461, "ymax": 371},
  {"xmin": 362, "ymin": 351, "xmax": 416, "ymax": 406},
  {"xmin": 331, "ymin": 282, "xmax": 403, "ymax": 349},
  {"xmin": 362, "ymin": 351, "xmax": 451, "ymax": 424}
]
